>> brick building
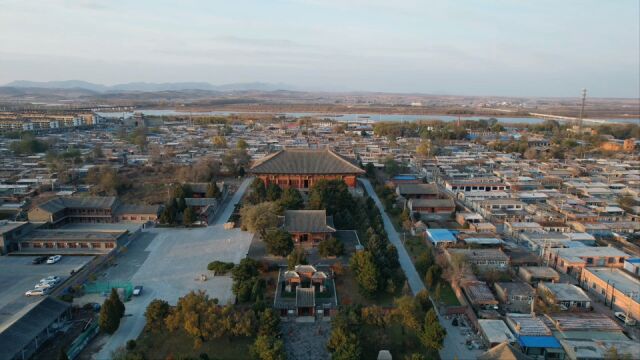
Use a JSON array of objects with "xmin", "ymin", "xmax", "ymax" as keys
[{"xmin": 249, "ymin": 149, "xmax": 364, "ymax": 189}]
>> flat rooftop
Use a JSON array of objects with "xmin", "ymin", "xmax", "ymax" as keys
[
  {"xmin": 584, "ymin": 268, "xmax": 640, "ymax": 301},
  {"xmin": 20, "ymin": 229, "xmax": 126, "ymax": 242}
]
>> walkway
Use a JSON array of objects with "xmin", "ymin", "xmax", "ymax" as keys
[
  {"xmin": 360, "ymin": 178, "xmax": 482, "ymax": 360},
  {"xmin": 92, "ymin": 177, "xmax": 254, "ymax": 359}
]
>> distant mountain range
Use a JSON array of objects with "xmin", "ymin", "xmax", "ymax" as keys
[{"xmin": 3, "ymin": 80, "xmax": 297, "ymax": 92}]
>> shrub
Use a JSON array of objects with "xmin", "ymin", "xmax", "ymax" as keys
[{"xmin": 207, "ymin": 261, "xmax": 235, "ymax": 274}]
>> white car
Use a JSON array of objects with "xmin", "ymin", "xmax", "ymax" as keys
[
  {"xmin": 25, "ymin": 288, "xmax": 48, "ymax": 296},
  {"xmin": 46, "ymin": 255, "xmax": 62, "ymax": 264},
  {"xmin": 35, "ymin": 282, "xmax": 54, "ymax": 289},
  {"xmin": 39, "ymin": 276, "xmax": 60, "ymax": 284},
  {"xmin": 615, "ymin": 312, "xmax": 637, "ymax": 326}
]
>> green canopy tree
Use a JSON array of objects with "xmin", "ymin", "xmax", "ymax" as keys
[
  {"xmin": 279, "ymin": 188, "xmax": 304, "ymax": 210},
  {"xmin": 251, "ymin": 334, "xmax": 285, "ymax": 360},
  {"xmin": 419, "ymin": 309, "xmax": 447, "ymax": 352},
  {"xmin": 240, "ymin": 202, "xmax": 280, "ymax": 237},
  {"xmin": 264, "ymin": 230, "xmax": 294, "ymax": 257},
  {"xmin": 349, "ymin": 251, "xmax": 380, "ymax": 297}
]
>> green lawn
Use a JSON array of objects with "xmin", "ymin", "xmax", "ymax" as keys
[
  {"xmin": 437, "ymin": 282, "xmax": 460, "ymax": 306},
  {"xmin": 134, "ymin": 328, "xmax": 253, "ymax": 360}
]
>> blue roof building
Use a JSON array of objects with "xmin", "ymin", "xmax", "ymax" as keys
[{"xmin": 426, "ymin": 229, "xmax": 456, "ymax": 246}]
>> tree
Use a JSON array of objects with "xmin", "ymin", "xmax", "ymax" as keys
[
  {"xmin": 145, "ymin": 299, "xmax": 170, "ymax": 332},
  {"xmin": 258, "ymin": 309, "xmax": 280, "ymax": 336},
  {"xmin": 416, "ymin": 142, "xmax": 431, "ymax": 157},
  {"xmin": 248, "ymin": 178, "xmax": 267, "ymax": 204},
  {"xmin": 264, "ymin": 230, "xmax": 294, "ymax": 257},
  {"xmin": 164, "ymin": 290, "xmax": 220, "ymax": 348},
  {"xmin": 9, "ymin": 134, "xmax": 49, "ymax": 155},
  {"xmin": 425, "ymin": 265, "xmax": 441, "ymax": 289},
  {"xmin": 266, "ymin": 183, "xmax": 282, "ymax": 201},
  {"xmin": 361, "ymin": 306, "xmax": 388, "ymax": 329},
  {"xmin": 110, "ymin": 288, "xmax": 125, "ymax": 318},
  {"xmin": 206, "ymin": 182, "xmax": 221, "ymax": 198},
  {"xmin": 237, "ymin": 139, "xmax": 248, "ymax": 150},
  {"xmin": 391, "ymin": 296, "xmax": 423, "ymax": 332},
  {"xmin": 232, "ymin": 258, "xmax": 260, "ymax": 303},
  {"xmin": 405, "ymin": 354, "xmax": 427, "ymax": 360},
  {"xmin": 419, "ymin": 309, "xmax": 447, "ymax": 352},
  {"xmin": 240, "ymin": 202, "xmax": 280, "ymax": 237},
  {"xmin": 327, "ymin": 327, "xmax": 362, "ymax": 360},
  {"xmin": 383, "ymin": 157, "xmax": 400, "ymax": 176},
  {"xmin": 213, "ymin": 136, "xmax": 227, "ymax": 149},
  {"xmin": 349, "ymin": 251, "xmax": 380, "ymax": 297},
  {"xmin": 318, "ymin": 237, "xmax": 344, "ymax": 257},
  {"xmin": 287, "ymin": 248, "xmax": 307, "ymax": 269},
  {"xmin": 222, "ymin": 149, "xmax": 250, "ymax": 175},
  {"xmin": 251, "ymin": 335, "xmax": 285, "ymax": 360},
  {"xmin": 99, "ymin": 296, "xmax": 121, "ymax": 334},
  {"xmin": 308, "ymin": 179, "xmax": 353, "ymax": 216},
  {"xmin": 183, "ymin": 207, "xmax": 196, "ymax": 225},
  {"xmin": 279, "ymin": 188, "xmax": 304, "ymax": 210}
]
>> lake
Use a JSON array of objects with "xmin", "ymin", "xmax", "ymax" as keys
[{"xmin": 96, "ymin": 109, "xmax": 639, "ymax": 125}]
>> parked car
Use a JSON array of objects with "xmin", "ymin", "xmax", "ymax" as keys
[
  {"xmin": 32, "ymin": 256, "xmax": 47, "ymax": 264},
  {"xmin": 46, "ymin": 255, "xmax": 62, "ymax": 264},
  {"xmin": 35, "ymin": 282, "xmax": 54, "ymax": 289},
  {"xmin": 25, "ymin": 288, "xmax": 48, "ymax": 296},
  {"xmin": 614, "ymin": 312, "xmax": 637, "ymax": 326},
  {"xmin": 133, "ymin": 286, "xmax": 143, "ymax": 296},
  {"xmin": 39, "ymin": 276, "xmax": 61, "ymax": 284}
]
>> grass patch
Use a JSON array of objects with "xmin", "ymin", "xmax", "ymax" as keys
[
  {"xmin": 135, "ymin": 328, "xmax": 253, "ymax": 360},
  {"xmin": 361, "ymin": 323, "xmax": 439, "ymax": 360},
  {"xmin": 404, "ymin": 235, "xmax": 428, "ymax": 261},
  {"xmin": 438, "ymin": 282, "xmax": 460, "ymax": 306}
]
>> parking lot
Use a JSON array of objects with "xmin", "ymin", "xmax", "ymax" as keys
[
  {"xmin": 0, "ymin": 255, "xmax": 94, "ymax": 324},
  {"xmin": 92, "ymin": 177, "xmax": 253, "ymax": 359}
]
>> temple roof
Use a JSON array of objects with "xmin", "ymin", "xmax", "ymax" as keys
[
  {"xmin": 249, "ymin": 149, "xmax": 365, "ymax": 175},
  {"xmin": 282, "ymin": 210, "xmax": 336, "ymax": 233}
]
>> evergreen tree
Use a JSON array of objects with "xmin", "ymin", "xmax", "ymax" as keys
[
  {"xmin": 264, "ymin": 230, "xmax": 294, "ymax": 257},
  {"xmin": 419, "ymin": 309, "xmax": 447, "ymax": 351},
  {"xmin": 265, "ymin": 183, "xmax": 282, "ymax": 201},
  {"xmin": 279, "ymin": 188, "xmax": 304, "ymax": 210},
  {"xmin": 110, "ymin": 288, "xmax": 125, "ymax": 318},
  {"xmin": 349, "ymin": 251, "xmax": 380, "ymax": 297},
  {"xmin": 99, "ymin": 297, "xmax": 120, "ymax": 334},
  {"xmin": 206, "ymin": 182, "xmax": 221, "ymax": 198}
]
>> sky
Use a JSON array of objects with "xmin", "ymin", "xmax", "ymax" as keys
[{"xmin": 0, "ymin": 0, "xmax": 639, "ymax": 98}]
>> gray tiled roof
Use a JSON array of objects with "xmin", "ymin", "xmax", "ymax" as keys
[
  {"xmin": 0, "ymin": 297, "xmax": 70, "ymax": 360},
  {"xmin": 36, "ymin": 196, "xmax": 117, "ymax": 213},
  {"xmin": 249, "ymin": 149, "xmax": 365, "ymax": 175},
  {"xmin": 408, "ymin": 198, "xmax": 455, "ymax": 208},
  {"xmin": 397, "ymin": 183, "xmax": 439, "ymax": 195},
  {"xmin": 296, "ymin": 287, "xmax": 315, "ymax": 308},
  {"xmin": 282, "ymin": 210, "xmax": 336, "ymax": 233}
]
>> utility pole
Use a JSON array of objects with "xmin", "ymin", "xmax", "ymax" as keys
[{"xmin": 578, "ymin": 88, "xmax": 587, "ymax": 130}]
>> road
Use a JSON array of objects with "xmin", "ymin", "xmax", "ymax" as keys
[
  {"xmin": 360, "ymin": 178, "xmax": 482, "ymax": 360},
  {"xmin": 93, "ymin": 177, "xmax": 253, "ymax": 359}
]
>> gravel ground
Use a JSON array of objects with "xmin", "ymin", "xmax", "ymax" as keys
[{"xmin": 281, "ymin": 320, "xmax": 331, "ymax": 360}]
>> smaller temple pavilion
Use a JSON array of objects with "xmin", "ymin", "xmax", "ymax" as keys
[
  {"xmin": 274, "ymin": 265, "xmax": 336, "ymax": 317},
  {"xmin": 248, "ymin": 148, "xmax": 365, "ymax": 189},
  {"xmin": 279, "ymin": 210, "xmax": 336, "ymax": 246}
]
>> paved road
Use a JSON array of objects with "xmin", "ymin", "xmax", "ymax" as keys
[
  {"xmin": 93, "ymin": 177, "xmax": 254, "ymax": 359},
  {"xmin": 359, "ymin": 178, "xmax": 425, "ymax": 295},
  {"xmin": 360, "ymin": 178, "xmax": 482, "ymax": 360}
]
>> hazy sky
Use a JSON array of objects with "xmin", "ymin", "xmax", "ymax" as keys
[{"xmin": 1, "ymin": 0, "xmax": 639, "ymax": 97}]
